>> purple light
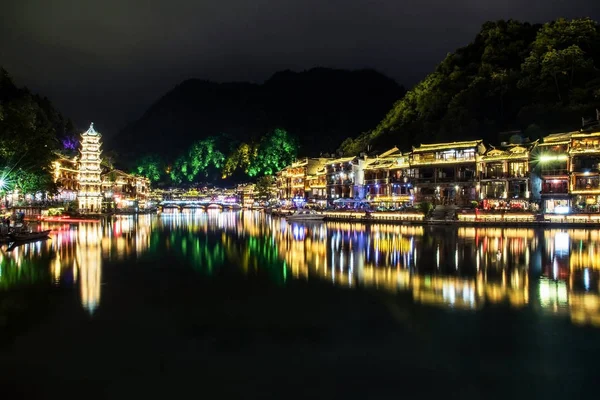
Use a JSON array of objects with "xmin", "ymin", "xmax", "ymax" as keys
[{"xmin": 62, "ymin": 136, "xmax": 78, "ymax": 150}]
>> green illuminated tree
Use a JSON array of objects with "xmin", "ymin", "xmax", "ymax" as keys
[
  {"xmin": 170, "ymin": 156, "xmax": 189, "ymax": 184},
  {"xmin": 134, "ymin": 154, "xmax": 163, "ymax": 182},
  {"xmin": 222, "ymin": 142, "xmax": 254, "ymax": 178},
  {"xmin": 248, "ymin": 128, "xmax": 297, "ymax": 176},
  {"xmin": 187, "ymin": 137, "xmax": 225, "ymax": 179},
  {"xmin": 11, "ymin": 168, "xmax": 57, "ymax": 196}
]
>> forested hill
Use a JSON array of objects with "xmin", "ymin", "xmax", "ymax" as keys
[
  {"xmin": 340, "ymin": 18, "xmax": 600, "ymax": 155},
  {"xmin": 113, "ymin": 68, "xmax": 405, "ymax": 159},
  {"xmin": 0, "ymin": 68, "xmax": 78, "ymax": 194}
]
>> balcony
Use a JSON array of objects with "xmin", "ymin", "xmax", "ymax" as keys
[
  {"xmin": 573, "ymin": 185, "xmax": 600, "ymax": 191},
  {"xmin": 413, "ymin": 176, "xmax": 435, "ymax": 183},
  {"xmin": 481, "ymin": 173, "xmax": 528, "ymax": 180},
  {"xmin": 364, "ymin": 178, "xmax": 389, "ymax": 185},
  {"xmin": 328, "ymin": 180, "xmax": 354, "ymax": 186},
  {"xmin": 412, "ymin": 155, "xmax": 476, "ymax": 165},
  {"xmin": 541, "ymin": 183, "xmax": 569, "ymax": 194},
  {"xmin": 507, "ymin": 192, "xmax": 528, "ymax": 199},
  {"xmin": 390, "ymin": 177, "xmax": 407, "ymax": 184},
  {"xmin": 540, "ymin": 169, "xmax": 568, "ymax": 176}
]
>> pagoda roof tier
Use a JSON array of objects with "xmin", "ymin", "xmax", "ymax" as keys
[
  {"xmin": 412, "ymin": 140, "xmax": 483, "ymax": 153},
  {"xmin": 81, "ymin": 122, "xmax": 101, "ymax": 137}
]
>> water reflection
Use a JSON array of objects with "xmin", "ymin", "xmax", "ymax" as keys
[{"xmin": 2, "ymin": 211, "xmax": 600, "ymax": 327}]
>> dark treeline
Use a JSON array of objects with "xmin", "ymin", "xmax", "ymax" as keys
[
  {"xmin": 340, "ymin": 18, "xmax": 600, "ymax": 155},
  {"xmin": 0, "ymin": 68, "xmax": 78, "ymax": 195}
]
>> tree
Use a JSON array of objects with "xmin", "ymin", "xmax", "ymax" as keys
[
  {"xmin": 187, "ymin": 137, "xmax": 225, "ymax": 179},
  {"xmin": 134, "ymin": 154, "xmax": 163, "ymax": 183},
  {"xmin": 342, "ymin": 18, "xmax": 600, "ymax": 155},
  {"xmin": 11, "ymin": 168, "xmax": 57, "ymax": 196},
  {"xmin": 418, "ymin": 201, "xmax": 433, "ymax": 218},
  {"xmin": 248, "ymin": 128, "xmax": 297, "ymax": 176},
  {"xmin": 0, "ymin": 67, "xmax": 67, "ymax": 194},
  {"xmin": 222, "ymin": 143, "xmax": 254, "ymax": 178},
  {"xmin": 255, "ymin": 176, "xmax": 274, "ymax": 200}
]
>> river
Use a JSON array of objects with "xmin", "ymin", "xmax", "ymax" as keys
[{"xmin": 1, "ymin": 210, "xmax": 600, "ymax": 397}]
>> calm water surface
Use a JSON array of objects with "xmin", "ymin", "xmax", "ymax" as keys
[{"xmin": 2, "ymin": 210, "xmax": 600, "ymax": 397}]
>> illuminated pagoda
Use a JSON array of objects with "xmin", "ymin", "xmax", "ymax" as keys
[{"xmin": 77, "ymin": 123, "xmax": 103, "ymax": 213}]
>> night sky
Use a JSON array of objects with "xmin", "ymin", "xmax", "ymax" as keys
[{"xmin": 1, "ymin": 0, "xmax": 598, "ymax": 137}]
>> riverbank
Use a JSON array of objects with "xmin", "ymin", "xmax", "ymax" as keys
[{"xmin": 320, "ymin": 210, "xmax": 600, "ymax": 228}]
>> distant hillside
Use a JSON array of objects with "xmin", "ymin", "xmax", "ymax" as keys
[
  {"xmin": 340, "ymin": 18, "xmax": 600, "ymax": 155},
  {"xmin": 112, "ymin": 68, "xmax": 405, "ymax": 160}
]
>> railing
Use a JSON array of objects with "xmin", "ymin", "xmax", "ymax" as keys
[
  {"xmin": 327, "ymin": 180, "xmax": 354, "ymax": 185},
  {"xmin": 541, "ymin": 189, "xmax": 569, "ymax": 194},
  {"xmin": 481, "ymin": 174, "xmax": 529, "ymax": 179},
  {"xmin": 364, "ymin": 178, "xmax": 389, "ymax": 185},
  {"xmin": 540, "ymin": 169, "xmax": 568, "ymax": 176},
  {"xmin": 413, "ymin": 176, "xmax": 435, "ymax": 182},
  {"xmin": 573, "ymin": 184, "xmax": 600, "ymax": 191},
  {"xmin": 507, "ymin": 192, "xmax": 528, "ymax": 198},
  {"xmin": 572, "ymin": 167, "xmax": 600, "ymax": 173},
  {"xmin": 389, "ymin": 177, "xmax": 405, "ymax": 183},
  {"xmin": 413, "ymin": 155, "xmax": 476, "ymax": 164}
]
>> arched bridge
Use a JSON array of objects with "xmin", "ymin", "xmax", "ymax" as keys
[{"xmin": 158, "ymin": 199, "xmax": 243, "ymax": 211}]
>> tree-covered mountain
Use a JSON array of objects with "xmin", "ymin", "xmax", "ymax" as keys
[
  {"xmin": 340, "ymin": 18, "xmax": 600, "ymax": 155},
  {"xmin": 112, "ymin": 68, "xmax": 405, "ymax": 160}
]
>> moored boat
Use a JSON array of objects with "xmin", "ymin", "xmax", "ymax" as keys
[
  {"xmin": 10, "ymin": 229, "xmax": 51, "ymax": 242},
  {"xmin": 285, "ymin": 209, "xmax": 325, "ymax": 221}
]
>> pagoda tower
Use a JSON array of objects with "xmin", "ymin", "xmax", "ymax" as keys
[{"xmin": 77, "ymin": 123, "xmax": 103, "ymax": 213}]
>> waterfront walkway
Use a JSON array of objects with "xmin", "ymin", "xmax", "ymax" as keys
[{"xmin": 319, "ymin": 208, "xmax": 600, "ymax": 227}]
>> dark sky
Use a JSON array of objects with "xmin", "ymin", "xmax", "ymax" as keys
[{"xmin": 1, "ymin": 0, "xmax": 598, "ymax": 137}]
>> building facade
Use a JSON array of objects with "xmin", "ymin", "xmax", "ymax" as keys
[
  {"xmin": 478, "ymin": 142, "xmax": 536, "ymax": 210},
  {"xmin": 276, "ymin": 158, "xmax": 331, "ymax": 204},
  {"xmin": 534, "ymin": 132, "xmax": 572, "ymax": 213},
  {"xmin": 101, "ymin": 169, "xmax": 150, "ymax": 211},
  {"xmin": 410, "ymin": 140, "xmax": 485, "ymax": 206},
  {"xmin": 306, "ymin": 162, "xmax": 328, "ymax": 205},
  {"xmin": 325, "ymin": 156, "xmax": 368, "ymax": 201},
  {"xmin": 53, "ymin": 155, "xmax": 79, "ymax": 202},
  {"xmin": 363, "ymin": 147, "xmax": 413, "ymax": 207},
  {"xmin": 569, "ymin": 130, "xmax": 600, "ymax": 212}
]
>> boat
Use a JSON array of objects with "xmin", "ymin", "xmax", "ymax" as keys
[
  {"xmin": 10, "ymin": 229, "xmax": 51, "ymax": 242},
  {"xmin": 285, "ymin": 209, "xmax": 325, "ymax": 221},
  {"xmin": 6, "ymin": 236, "xmax": 50, "ymax": 251}
]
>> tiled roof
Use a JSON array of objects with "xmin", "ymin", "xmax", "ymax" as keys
[{"xmin": 412, "ymin": 140, "xmax": 482, "ymax": 153}]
